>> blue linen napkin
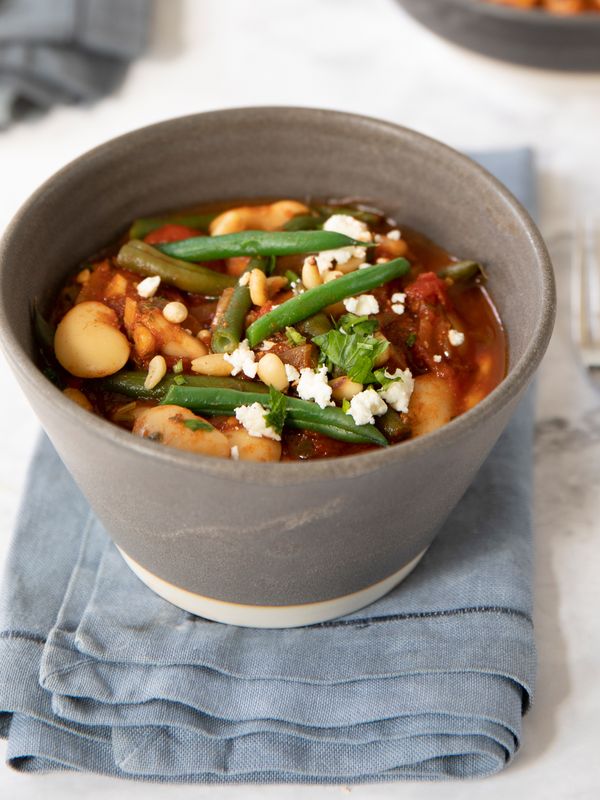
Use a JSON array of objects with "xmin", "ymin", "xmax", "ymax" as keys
[
  {"xmin": 0, "ymin": 150, "xmax": 538, "ymax": 782},
  {"xmin": 0, "ymin": 0, "xmax": 151, "ymax": 127}
]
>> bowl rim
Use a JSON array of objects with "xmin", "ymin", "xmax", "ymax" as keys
[
  {"xmin": 0, "ymin": 107, "xmax": 556, "ymax": 485},
  {"xmin": 411, "ymin": 0, "xmax": 600, "ymax": 26}
]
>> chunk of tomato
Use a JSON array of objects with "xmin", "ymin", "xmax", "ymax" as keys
[{"xmin": 144, "ymin": 224, "xmax": 200, "ymax": 245}]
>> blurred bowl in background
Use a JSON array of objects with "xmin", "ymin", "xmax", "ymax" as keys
[{"xmin": 397, "ymin": 0, "xmax": 600, "ymax": 71}]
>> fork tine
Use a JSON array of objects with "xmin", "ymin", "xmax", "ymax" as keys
[{"xmin": 587, "ymin": 219, "xmax": 600, "ymax": 344}]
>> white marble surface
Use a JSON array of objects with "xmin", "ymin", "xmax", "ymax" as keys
[{"xmin": 0, "ymin": 0, "xmax": 599, "ymax": 797}]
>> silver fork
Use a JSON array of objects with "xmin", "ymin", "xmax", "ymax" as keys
[{"xmin": 571, "ymin": 219, "xmax": 600, "ymax": 372}]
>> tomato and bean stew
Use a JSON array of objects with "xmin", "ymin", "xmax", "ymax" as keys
[{"xmin": 37, "ymin": 199, "xmax": 506, "ymax": 462}]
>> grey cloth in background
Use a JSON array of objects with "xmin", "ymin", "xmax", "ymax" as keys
[
  {"xmin": 0, "ymin": 150, "xmax": 538, "ymax": 782},
  {"xmin": 0, "ymin": 0, "xmax": 151, "ymax": 127}
]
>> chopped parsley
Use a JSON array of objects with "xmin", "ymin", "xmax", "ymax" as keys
[
  {"xmin": 183, "ymin": 419, "xmax": 214, "ymax": 432},
  {"xmin": 285, "ymin": 326, "xmax": 307, "ymax": 346},
  {"xmin": 263, "ymin": 386, "xmax": 288, "ymax": 435},
  {"xmin": 313, "ymin": 314, "xmax": 387, "ymax": 384},
  {"xmin": 405, "ymin": 332, "xmax": 417, "ymax": 348}
]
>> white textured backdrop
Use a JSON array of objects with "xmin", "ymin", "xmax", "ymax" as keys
[{"xmin": 0, "ymin": 1, "xmax": 599, "ymax": 797}]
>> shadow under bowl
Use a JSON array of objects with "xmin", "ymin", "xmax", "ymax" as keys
[{"xmin": 0, "ymin": 108, "xmax": 555, "ymax": 626}]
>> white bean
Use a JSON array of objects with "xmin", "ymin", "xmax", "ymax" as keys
[
  {"xmin": 133, "ymin": 405, "xmax": 231, "ymax": 458},
  {"xmin": 223, "ymin": 428, "xmax": 282, "ymax": 462},
  {"xmin": 302, "ymin": 257, "xmax": 323, "ymax": 289},
  {"xmin": 408, "ymin": 374, "xmax": 455, "ymax": 437},
  {"xmin": 209, "ymin": 200, "xmax": 309, "ymax": 236},
  {"xmin": 191, "ymin": 353, "xmax": 234, "ymax": 377},
  {"xmin": 62, "ymin": 387, "xmax": 93, "ymax": 411},
  {"xmin": 329, "ymin": 375, "xmax": 363, "ymax": 402},
  {"xmin": 249, "ymin": 268, "xmax": 268, "ymax": 306},
  {"xmin": 162, "ymin": 301, "xmax": 188, "ymax": 324},
  {"xmin": 257, "ymin": 353, "xmax": 289, "ymax": 391},
  {"xmin": 54, "ymin": 301, "xmax": 130, "ymax": 378},
  {"xmin": 144, "ymin": 355, "xmax": 167, "ymax": 390}
]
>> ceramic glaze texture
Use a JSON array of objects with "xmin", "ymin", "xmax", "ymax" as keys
[
  {"xmin": 0, "ymin": 109, "xmax": 555, "ymax": 606},
  {"xmin": 397, "ymin": 0, "xmax": 600, "ymax": 71}
]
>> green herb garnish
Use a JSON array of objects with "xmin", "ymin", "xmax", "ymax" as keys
[
  {"xmin": 173, "ymin": 358, "xmax": 184, "ymax": 374},
  {"xmin": 285, "ymin": 326, "xmax": 307, "ymax": 346},
  {"xmin": 341, "ymin": 398, "xmax": 351, "ymax": 413},
  {"xmin": 173, "ymin": 374, "xmax": 187, "ymax": 386},
  {"xmin": 183, "ymin": 418, "xmax": 214, "ymax": 432},
  {"xmin": 263, "ymin": 386, "xmax": 288, "ymax": 435},
  {"xmin": 373, "ymin": 368, "xmax": 404, "ymax": 390},
  {"xmin": 313, "ymin": 318, "xmax": 387, "ymax": 384},
  {"xmin": 337, "ymin": 313, "xmax": 378, "ymax": 336},
  {"xmin": 406, "ymin": 332, "xmax": 417, "ymax": 348}
]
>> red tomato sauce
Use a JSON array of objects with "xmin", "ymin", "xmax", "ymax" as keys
[{"xmin": 46, "ymin": 200, "xmax": 507, "ymax": 461}]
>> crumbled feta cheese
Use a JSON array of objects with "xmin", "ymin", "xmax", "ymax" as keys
[
  {"xmin": 346, "ymin": 388, "xmax": 387, "ymax": 426},
  {"xmin": 377, "ymin": 368, "xmax": 414, "ymax": 413},
  {"xmin": 238, "ymin": 272, "xmax": 250, "ymax": 286},
  {"xmin": 323, "ymin": 214, "xmax": 372, "ymax": 243},
  {"xmin": 448, "ymin": 329, "xmax": 465, "ymax": 347},
  {"xmin": 224, "ymin": 339, "xmax": 257, "ymax": 378},
  {"xmin": 314, "ymin": 215, "xmax": 372, "ymax": 276},
  {"xmin": 343, "ymin": 294, "xmax": 380, "ymax": 316},
  {"xmin": 387, "ymin": 229, "xmax": 401, "ymax": 241},
  {"xmin": 314, "ymin": 247, "xmax": 367, "ymax": 275},
  {"xmin": 433, "ymin": 354, "xmax": 442, "ymax": 364},
  {"xmin": 390, "ymin": 292, "xmax": 406, "ymax": 316},
  {"xmin": 234, "ymin": 403, "xmax": 281, "ymax": 441},
  {"xmin": 284, "ymin": 363, "xmax": 300, "ymax": 383},
  {"xmin": 136, "ymin": 275, "xmax": 161, "ymax": 298},
  {"xmin": 230, "ymin": 445, "xmax": 240, "ymax": 460},
  {"xmin": 296, "ymin": 366, "xmax": 334, "ymax": 409},
  {"xmin": 261, "ymin": 340, "xmax": 276, "ymax": 351}
]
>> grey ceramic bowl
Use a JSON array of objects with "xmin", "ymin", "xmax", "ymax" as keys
[
  {"xmin": 398, "ymin": 0, "xmax": 600, "ymax": 71},
  {"xmin": 0, "ymin": 108, "xmax": 555, "ymax": 626}
]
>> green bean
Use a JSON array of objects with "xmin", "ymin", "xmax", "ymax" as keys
[
  {"xmin": 32, "ymin": 302, "xmax": 55, "ymax": 353},
  {"xmin": 97, "ymin": 371, "xmax": 268, "ymax": 401},
  {"xmin": 157, "ymin": 230, "xmax": 367, "ymax": 262},
  {"xmin": 116, "ymin": 240, "xmax": 235, "ymax": 296},
  {"xmin": 375, "ymin": 408, "xmax": 411, "ymax": 443},
  {"xmin": 211, "ymin": 256, "xmax": 267, "ymax": 353},
  {"xmin": 129, "ymin": 213, "xmax": 217, "ymax": 240},
  {"xmin": 315, "ymin": 205, "xmax": 383, "ymax": 225},
  {"xmin": 161, "ymin": 386, "xmax": 388, "ymax": 447},
  {"xmin": 284, "ymin": 269, "xmax": 300, "ymax": 285},
  {"xmin": 295, "ymin": 312, "xmax": 333, "ymax": 339},
  {"xmin": 32, "ymin": 303, "xmax": 65, "ymax": 388},
  {"xmin": 246, "ymin": 258, "xmax": 410, "ymax": 347},
  {"xmin": 438, "ymin": 260, "xmax": 485, "ymax": 283},
  {"xmin": 283, "ymin": 213, "xmax": 324, "ymax": 232}
]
